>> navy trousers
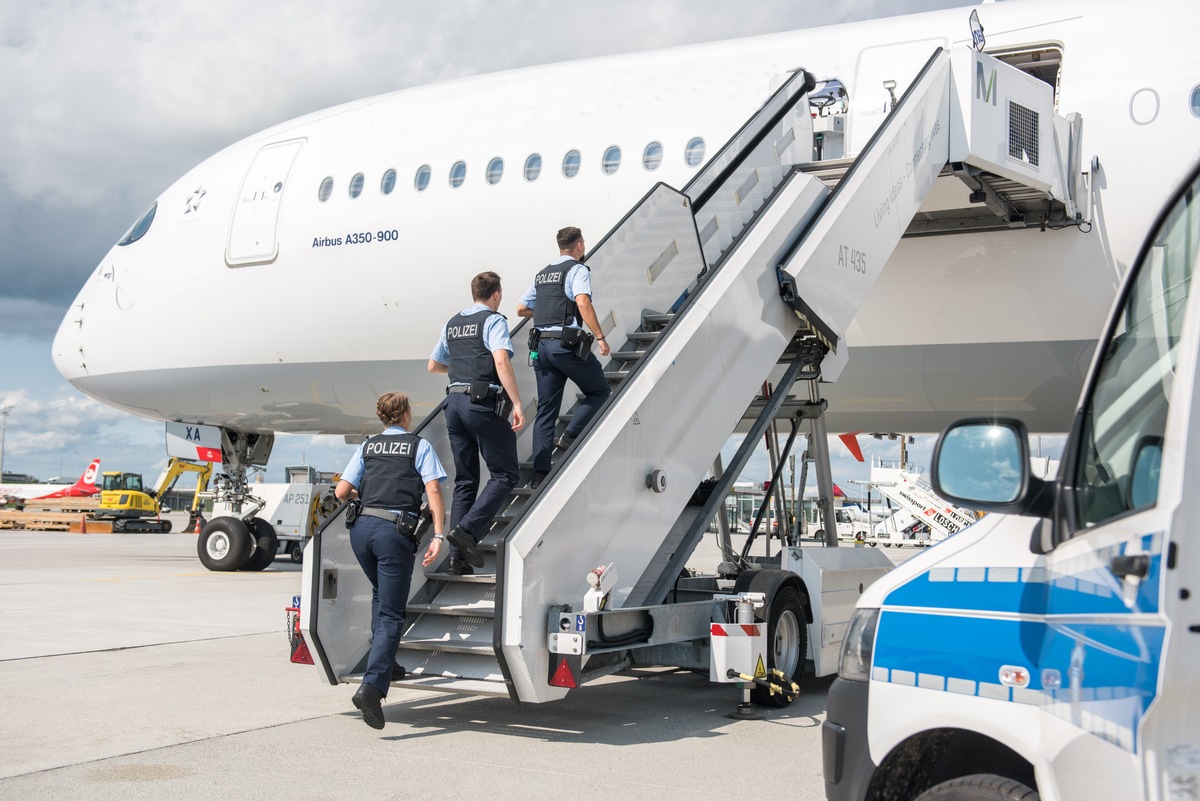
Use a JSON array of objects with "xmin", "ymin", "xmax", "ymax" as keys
[
  {"xmin": 532, "ymin": 338, "xmax": 611, "ymax": 474},
  {"xmin": 443, "ymin": 392, "xmax": 518, "ymax": 549},
  {"xmin": 348, "ymin": 514, "xmax": 415, "ymax": 695}
]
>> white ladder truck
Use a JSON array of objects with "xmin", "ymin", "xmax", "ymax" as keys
[{"xmin": 297, "ymin": 45, "xmax": 1086, "ymax": 709}]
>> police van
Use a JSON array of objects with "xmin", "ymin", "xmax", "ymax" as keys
[{"xmin": 822, "ymin": 161, "xmax": 1200, "ymax": 801}]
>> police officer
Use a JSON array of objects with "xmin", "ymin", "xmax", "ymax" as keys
[
  {"xmin": 428, "ymin": 271, "xmax": 524, "ymax": 573},
  {"xmin": 334, "ymin": 391, "xmax": 446, "ymax": 729},
  {"xmin": 517, "ymin": 227, "xmax": 611, "ymax": 488}
]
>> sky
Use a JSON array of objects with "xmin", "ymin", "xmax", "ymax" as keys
[{"xmin": 0, "ymin": 0, "xmax": 1015, "ymax": 492}]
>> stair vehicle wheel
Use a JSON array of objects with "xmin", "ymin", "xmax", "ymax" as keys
[
  {"xmin": 289, "ymin": 541, "xmax": 303, "ymax": 564},
  {"xmin": 197, "ymin": 517, "xmax": 252, "ymax": 571},
  {"xmin": 752, "ymin": 585, "xmax": 807, "ymax": 707},
  {"xmin": 915, "ymin": 774, "xmax": 1039, "ymax": 801},
  {"xmin": 242, "ymin": 518, "xmax": 279, "ymax": 571}
]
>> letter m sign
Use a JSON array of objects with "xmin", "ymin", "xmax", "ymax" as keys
[{"xmin": 976, "ymin": 61, "xmax": 997, "ymax": 106}]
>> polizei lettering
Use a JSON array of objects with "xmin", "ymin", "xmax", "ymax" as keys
[
  {"xmin": 534, "ymin": 271, "xmax": 562, "ymax": 285},
  {"xmin": 447, "ymin": 323, "xmax": 479, "ymax": 339},
  {"xmin": 364, "ymin": 440, "xmax": 415, "ymax": 457}
]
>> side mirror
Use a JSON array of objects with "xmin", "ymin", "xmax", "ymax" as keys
[
  {"xmin": 932, "ymin": 418, "xmax": 1052, "ymax": 517},
  {"xmin": 1129, "ymin": 436, "xmax": 1163, "ymax": 509}
]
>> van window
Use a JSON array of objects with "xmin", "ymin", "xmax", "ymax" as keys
[{"xmin": 1071, "ymin": 171, "xmax": 1198, "ymax": 529}]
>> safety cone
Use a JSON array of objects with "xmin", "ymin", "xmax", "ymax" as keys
[
  {"xmin": 79, "ymin": 514, "xmax": 87, "ymax": 534},
  {"xmin": 193, "ymin": 515, "xmax": 203, "ymax": 535}
]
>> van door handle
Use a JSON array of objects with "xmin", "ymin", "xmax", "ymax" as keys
[{"xmin": 1111, "ymin": 554, "xmax": 1149, "ymax": 579}]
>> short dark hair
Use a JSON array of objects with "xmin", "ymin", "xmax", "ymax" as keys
[
  {"xmin": 375, "ymin": 392, "xmax": 411, "ymax": 426},
  {"xmin": 557, "ymin": 226, "xmax": 583, "ymax": 251},
  {"xmin": 471, "ymin": 271, "xmax": 502, "ymax": 301}
]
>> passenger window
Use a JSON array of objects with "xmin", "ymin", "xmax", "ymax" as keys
[
  {"xmin": 381, "ymin": 169, "xmax": 397, "ymax": 195},
  {"xmin": 1071, "ymin": 171, "xmax": 1199, "ymax": 529},
  {"xmin": 602, "ymin": 145, "xmax": 621, "ymax": 175},
  {"xmin": 563, "ymin": 149, "xmax": 581, "ymax": 179},
  {"xmin": 487, "ymin": 157, "xmax": 503, "ymax": 185},
  {"xmin": 685, "ymin": 137, "xmax": 706, "ymax": 167},
  {"xmin": 450, "ymin": 161, "xmax": 466, "ymax": 188},
  {"xmin": 349, "ymin": 173, "xmax": 365, "ymax": 198},
  {"xmin": 414, "ymin": 165, "xmax": 431, "ymax": 192},
  {"xmin": 525, "ymin": 154, "xmax": 542, "ymax": 182},
  {"xmin": 1191, "ymin": 85, "xmax": 1200, "ymax": 118},
  {"xmin": 643, "ymin": 141, "xmax": 663, "ymax": 171},
  {"xmin": 318, "ymin": 177, "xmax": 334, "ymax": 202}
]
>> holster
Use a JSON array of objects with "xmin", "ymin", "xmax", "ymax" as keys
[
  {"xmin": 495, "ymin": 393, "xmax": 513, "ymax": 421},
  {"xmin": 345, "ymin": 499, "xmax": 361, "ymax": 527}
]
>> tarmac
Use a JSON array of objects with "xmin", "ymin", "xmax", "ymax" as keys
[{"xmin": 0, "ymin": 512, "xmax": 917, "ymax": 800}]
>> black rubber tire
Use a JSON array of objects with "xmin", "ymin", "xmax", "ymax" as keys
[
  {"xmin": 916, "ymin": 775, "xmax": 1039, "ymax": 801},
  {"xmin": 159, "ymin": 520, "xmax": 173, "ymax": 533},
  {"xmin": 242, "ymin": 518, "xmax": 279, "ymax": 571},
  {"xmin": 752, "ymin": 585, "xmax": 807, "ymax": 707},
  {"xmin": 289, "ymin": 541, "xmax": 304, "ymax": 564},
  {"xmin": 197, "ymin": 517, "xmax": 252, "ymax": 571},
  {"xmin": 869, "ymin": 541, "xmax": 878, "ymax": 547}
]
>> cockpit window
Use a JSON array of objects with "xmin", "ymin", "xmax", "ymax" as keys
[
  {"xmin": 685, "ymin": 137, "xmax": 706, "ymax": 167},
  {"xmin": 563, "ymin": 149, "xmax": 581, "ymax": 178},
  {"xmin": 602, "ymin": 145, "xmax": 621, "ymax": 175},
  {"xmin": 118, "ymin": 202, "xmax": 157, "ymax": 246},
  {"xmin": 643, "ymin": 141, "xmax": 663, "ymax": 171},
  {"xmin": 349, "ymin": 173, "xmax": 364, "ymax": 198},
  {"xmin": 318, "ymin": 177, "xmax": 333, "ymax": 202},
  {"xmin": 381, "ymin": 169, "xmax": 397, "ymax": 194},
  {"xmin": 525, "ymin": 154, "xmax": 542, "ymax": 182},
  {"xmin": 414, "ymin": 165, "xmax": 431, "ymax": 192}
]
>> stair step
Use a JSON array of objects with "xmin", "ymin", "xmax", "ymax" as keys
[
  {"xmin": 409, "ymin": 602, "xmax": 495, "ymax": 618},
  {"xmin": 625, "ymin": 331, "xmax": 661, "ymax": 343},
  {"xmin": 610, "ymin": 349, "xmax": 648, "ymax": 361},
  {"xmin": 399, "ymin": 637, "xmax": 495, "ymax": 654},
  {"xmin": 425, "ymin": 570, "xmax": 497, "ymax": 584},
  {"xmin": 642, "ymin": 312, "xmax": 674, "ymax": 326},
  {"xmin": 393, "ymin": 675, "xmax": 510, "ymax": 697}
]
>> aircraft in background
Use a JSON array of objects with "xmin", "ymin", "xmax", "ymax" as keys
[
  {"xmin": 0, "ymin": 459, "xmax": 101, "ymax": 501},
  {"xmin": 52, "ymin": 0, "xmax": 1199, "ymax": 476}
]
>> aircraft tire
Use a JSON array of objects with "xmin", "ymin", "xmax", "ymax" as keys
[
  {"xmin": 197, "ymin": 518, "xmax": 252, "ymax": 571},
  {"xmin": 752, "ymin": 585, "xmax": 806, "ymax": 707},
  {"xmin": 915, "ymin": 774, "xmax": 1039, "ymax": 801},
  {"xmin": 242, "ymin": 519, "xmax": 278, "ymax": 571}
]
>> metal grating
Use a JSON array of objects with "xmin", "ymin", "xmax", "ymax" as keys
[{"xmin": 1008, "ymin": 101, "xmax": 1039, "ymax": 167}]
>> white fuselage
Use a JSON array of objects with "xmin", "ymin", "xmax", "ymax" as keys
[{"xmin": 52, "ymin": 0, "xmax": 1200, "ymax": 437}]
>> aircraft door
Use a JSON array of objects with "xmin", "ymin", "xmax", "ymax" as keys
[
  {"xmin": 847, "ymin": 38, "xmax": 946, "ymax": 156},
  {"xmin": 226, "ymin": 138, "xmax": 305, "ymax": 267},
  {"xmin": 1036, "ymin": 166, "xmax": 1200, "ymax": 797}
]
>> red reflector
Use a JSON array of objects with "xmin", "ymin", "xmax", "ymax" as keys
[
  {"xmin": 550, "ymin": 657, "xmax": 578, "ymax": 688},
  {"xmin": 290, "ymin": 633, "xmax": 314, "ymax": 665}
]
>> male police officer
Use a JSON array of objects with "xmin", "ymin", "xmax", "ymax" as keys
[
  {"xmin": 428, "ymin": 271, "xmax": 524, "ymax": 573},
  {"xmin": 334, "ymin": 391, "xmax": 446, "ymax": 729},
  {"xmin": 517, "ymin": 227, "xmax": 611, "ymax": 489}
]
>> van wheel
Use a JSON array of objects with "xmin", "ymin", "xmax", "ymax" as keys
[
  {"xmin": 197, "ymin": 518, "xmax": 252, "ymax": 571},
  {"xmin": 289, "ymin": 542, "xmax": 304, "ymax": 564},
  {"xmin": 242, "ymin": 518, "xmax": 278, "ymax": 571},
  {"xmin": 752, "ymin": 585, "xmax": 806, "ymax": 707},
  {"xmin": 915, "ymin": 774, "xmax": 1039, "ymax": 801}
]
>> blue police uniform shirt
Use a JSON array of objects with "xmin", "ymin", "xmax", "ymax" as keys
[
  {"xmin": 430, "ymin": 303, "xmax": 513, "ymax": 387},
  {"xmin": 520, "ymin": 256, "xmax": 592, "ymax": 332},
  {"xmin": 341, "ymin": 426, "xmax": 447, "ymax": 510}
]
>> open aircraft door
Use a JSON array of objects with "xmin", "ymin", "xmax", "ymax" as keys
[
  {"xmin": 846, "ymin": 38, "xmax": 948, "ymax": 156},
  {"xmin": 226, "ymin": 138, "xmax": 305, "ymax": 267}
]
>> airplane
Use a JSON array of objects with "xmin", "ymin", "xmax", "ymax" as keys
[
  {"xmin": 51, "ymin": 0, "xmax": 1199, "ymax": 486},
  {"xmin": 0, "ymin": 459, "xmax": 101, "ymax": 501}
]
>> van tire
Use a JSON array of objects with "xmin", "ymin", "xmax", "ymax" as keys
[
  {"xmin": 752, "ymin": 585, "xmax": 806, "ymax": 707},
  {"xmin": 915, "ymin": 774, "xmax": 1039, "ymax": 801}
]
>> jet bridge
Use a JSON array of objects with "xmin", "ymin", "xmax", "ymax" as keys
[{"xmin": 302, "ymin": 46, "xmax": 1082, "ymax": 705}]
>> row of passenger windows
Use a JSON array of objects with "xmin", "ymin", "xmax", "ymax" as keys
[{"xmin": 317, "ymin": 138, "xmax": 707, "ymax": 201}]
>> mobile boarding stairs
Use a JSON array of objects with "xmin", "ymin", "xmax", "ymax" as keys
[{"xmin": 301, "ymin": 46, "xmax": 1084, "ymax": 704}]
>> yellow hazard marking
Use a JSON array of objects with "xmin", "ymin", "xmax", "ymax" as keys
[{"xmin": 754, "ymin": 655, "xmax": 767, "ymax": 679}]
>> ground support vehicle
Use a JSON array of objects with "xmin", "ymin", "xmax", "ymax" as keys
[
  {"xmin": 297, "ymin": 45, "xmax": 1085, "ymax": 709},
  {"xmin": 823, "ymin": 162, "xmax": 1200, "ymax": 800}
]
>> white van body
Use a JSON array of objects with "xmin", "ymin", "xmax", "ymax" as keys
[{"xmin": 822, "ymin": 163, "xmax": 1200, "ymax": 800}]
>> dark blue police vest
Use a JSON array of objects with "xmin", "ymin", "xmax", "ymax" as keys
[
  {"xmin": 533, "ymin": 259, "xmax": 588, "ymax": 329},
  {"xmin": 359, "ymin": 433, "xmax": 423, "ymax": 512},
  {"xmin": 445, "ymin": 309, "xmax": 501, "ymax": 385}
]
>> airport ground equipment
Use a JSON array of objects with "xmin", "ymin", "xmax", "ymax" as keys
[
  {"xmin": 867, "ymin": 463, "xmax": 976, "ymax": 546},
  {"xmin": 821, "ymin": 156, "xmax": 1200, "ymax": 801},
  {"xmin": 95, "ymin": 458, "xmax": 213, "ymax": 533},
  {"xmin": 299, "ymin": 45, "xmax": 1082, "ymax": 706}
]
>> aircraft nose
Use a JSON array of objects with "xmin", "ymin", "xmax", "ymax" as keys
[{"xmin": 52, "ymin": 278, "xmax": 93, "ymax": 384}]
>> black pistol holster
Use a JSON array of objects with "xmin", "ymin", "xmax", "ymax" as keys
[{"xmin": 345, "ymin": 499, "xmax": 362, "ymax": 527}]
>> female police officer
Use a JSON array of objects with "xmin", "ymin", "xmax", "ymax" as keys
[{"xmin": 334, "ymin": 391, "xmax": 446, "ymax": 729}]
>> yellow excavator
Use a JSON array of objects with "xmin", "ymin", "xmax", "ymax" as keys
[{"xmin": 96, "ymin": 458, "xmax": 213, "ymax": 532}]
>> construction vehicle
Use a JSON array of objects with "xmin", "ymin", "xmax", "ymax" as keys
[
  {"xmin": 96, "ymin": 459, "xmax": 213, "ymax": 533},
  {"xmin": 295, "ymin": 45, "xmax": 1086, "ymax": 708}
]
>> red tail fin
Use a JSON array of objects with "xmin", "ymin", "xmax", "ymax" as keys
[
  {"xmin": 838, "ymin": 433, "xmax": 865, "ymax": 462},
  {"xmin": 72, "ymin": 459, "xmax": 101, "ymax": 494}
]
